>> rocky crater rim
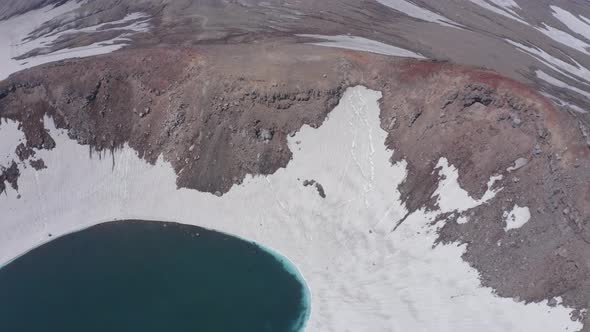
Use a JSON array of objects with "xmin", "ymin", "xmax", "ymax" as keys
[{"xmin": 1, "ymin": 44, "xmax": 590, "ymax": 327}]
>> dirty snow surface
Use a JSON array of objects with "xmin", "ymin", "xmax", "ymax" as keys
[
  {"xmin": 551, "ymin": 6, "xmax": 590, "ymax": 41},
  {"xmin": 374, "ymin": 0, "xmax": 460, "ymax": 28},
  {"xmin": 507, "ymin": 39, "xmax": 590, "ymax": 82},
  {"xmin": 299, "ymin": 34, "xmax": 425, "ymax": 58},
  {"xmin": 468, "ymin": 0, "xmax": 526, "ymax": 25},
  {"xmin": 0, "ymin": 86, "xmax": 581, "ymax": 331},
  {"xmin": 0, "ymin": 4, "xmax": 150, "ymax": 80}
]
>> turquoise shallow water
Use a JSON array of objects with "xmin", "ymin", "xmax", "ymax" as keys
[{"xmin": 0, "ymin": 220, "xmax": 310, "ymax": 332}]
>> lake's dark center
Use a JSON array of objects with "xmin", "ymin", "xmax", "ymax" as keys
[{"xmin": 0, "ymin": 220, "xmax": 309, "ymax": 332}]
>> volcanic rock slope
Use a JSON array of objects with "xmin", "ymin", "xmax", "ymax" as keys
[{"xmin": 1, "ymin": 0, "xmax": 590, "ymax": 331}]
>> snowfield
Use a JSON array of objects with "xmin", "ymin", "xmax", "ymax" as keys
[
  {"xmin": 0, "ymin": 4, "xmax": 150, "ymax": 80},
  {"xmin": 504, "ymin": 205, "xmax": 531, "ymax": 231},
  {"xmin": 0, "ymin": 86, "xmax": 581, "ymax": 331}
]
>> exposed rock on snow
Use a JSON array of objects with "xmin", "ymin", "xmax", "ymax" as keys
[
  {"xmin": 432, "ymin": 158, "xmax": 501, "ymax": 214},
  {"xmin": 550, "ymin": 6, "xmax": 590, "ymax": 42},
  {"xmin": 0, "ymin": 161, "xmax": 19, "ymax": 194},
  {"xmin": 1, "ymin": 0, "xmax": 590, "ymax": 329},
  {"xmin": 504, "ymin": 205, "xmax": 531, "ymax": 231},
  {"xmin": 302, "ymin": 179, "xmax": 326, "ymax": 198},
  {"xmin": 375, "ymin": 0, "xmax": 461, "ymax": 28},
  {"xmin": 3, "ymin": 46, "xmax": 589, "ymax": 327},
  {"xmin": 0, "ymin": 3, "xmax": 151, "ymax": 80},
  {"xmin": 0, "ymin": 86, "xmax": 581, "ymax": 332}
]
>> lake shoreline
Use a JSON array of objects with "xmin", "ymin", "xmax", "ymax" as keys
[{"xmin": 0, "ymin": 219, "xmax": 311, "ymax": 332}]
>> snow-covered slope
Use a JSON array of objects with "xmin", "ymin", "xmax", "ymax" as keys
[
  {"xmin": 298, "ymin": 34, "xmax": 425, "ymax": 58},
  {"xmin": 0, "ymin": 3, "xmax": 150, "ymax": 80},
  {"xmin": 375, "ymin": 0, "xmax": 461, "ymax": 28},
  {"xmin": 0, "ymin": 86, "xmax": 581, "ymax": 331}
]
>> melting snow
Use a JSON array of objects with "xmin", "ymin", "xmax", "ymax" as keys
[
  {"xmin": 433, "ymin": 158, "xmax": 501, "ymax": 214},
  {"xmin": 59, "ymin": 12, "xmax": 151, "ymax": 35},
  {"xmin": 298, "ymin": 34, "xmax": 425, "ymax": 58},
  {"xmin": 374, "ymin": 0, "xmax": 461, "ymax": 28},
  {"xmin": 549, "ymin": 95, "xmax": 588, "ymax": 114},
  {"xmin": 486, "ymin": 0, "xmax": 521, "ymax": 10},
  {"xmin": 0, "ymin": 120, "xmax": 26, "ymax": 166},
  {"xmin": 468, "ymin": 0, "xmax": 527, "ymax": 25},
  {"xmin": 536, "ymin": 69, "xmax": 590, "ymax": 102},
  {"xmin": 504, "ymin": 205, "xmax": 531, "ymax": 231},
  {"xmin": 536, "ymin": 24, "xmax": 590, "ymax": 56},
  {"xmin": 550, "ymin": 6, "xmax": 590, "ymax": 42},
  {"xmin": 507, "ymin": 39, "xmax": 590, "ymax": 85},
  {"xmin": 0, "ymin": 86, "xmax": 581, "ymax": 331},
  {"xmin": 457, "ymin": 215, "xmax": 469, "ymax": 224},
  {"xmin": 0, "ymin": 4, "xmax": 151, "ymax": 81}
]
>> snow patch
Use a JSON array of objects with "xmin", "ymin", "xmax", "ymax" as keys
[
  {"xmin": 468, "ymin": 0, "xmax": 527, "ymax": 25},
  {"xmin": 374, "ymin": 0, "xmax": 461, "ymax": 28},
  {"xmin": 0, "ymin": 1, "xmax": 81, "ymax": 80},
  {"xmin": 57, "ymin": 12, "xmax": 151, "ymax": 35},
  {"xmin": 536, "ymin": 69, "xmax": 590, "ymax": 103},
  {"xmin": 550, "ymin": 6, "xmax": 590, "ymax": 42},
  {"xmin": 507, "ymin": 39, "xmax": 590, "ymax": 86},
  {"xmin": 552, "ymin": 97, "xmax": 588, "ymax": 114},
  {"xmin": 457, "ymin": 215, "xmax": 469, "ymax": 224},
  {"xmin": 541, "ymin": 91, "xmax": 588, "ymax": 114},
  {"xmin": 504, "ymin": 205, "xmax": 531, "ymax": 231},
  {"xmin": 298, "ymin": 34, "xmax": 425, "ymax": 58},
  {"xmin": 486, "ymin": 0, "xmax": 521, "ymax": 10},
  {"xmin": 0, "ymin": 4, "xmax": 151, "ymax": 81},
  {"xmin": 432, "ymin": 158, "xmax": 502, "ymax": 214},
  {"xmin": 487, "ymin": 174, "xmax": 503, "ymax": 189},
  {"xmin": 0, "ymin": 86, "xmax": 581, "ymax": 331},
  {"xmin": 536, "ymin": 24, "xmax": 590, "ymax": 56},
  {"xmin": 0, "ymin": 119, "xmax": 26, "ymax": 166}
]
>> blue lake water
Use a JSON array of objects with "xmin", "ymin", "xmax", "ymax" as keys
[{"xmin": 0, "ymin": 220, "xmax": 310, "ymax": 332}]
